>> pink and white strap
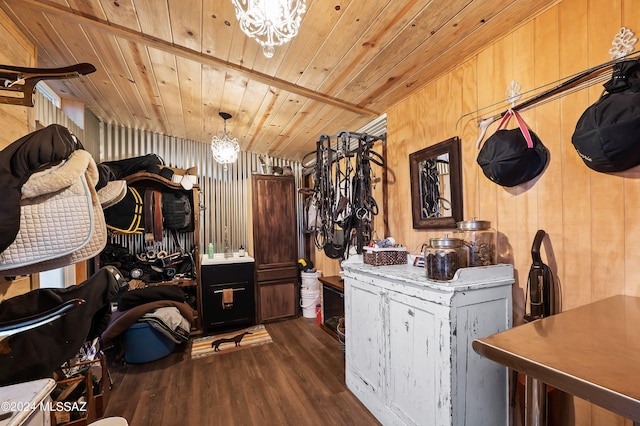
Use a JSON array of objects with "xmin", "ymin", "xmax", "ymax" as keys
[{"xmin": 496, "ymin": 109, "xmax": 534, "ymax": 148}]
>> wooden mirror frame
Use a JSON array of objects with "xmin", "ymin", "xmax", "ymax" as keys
[{"xmin": 409, "ymin": 136, "xmax": 463, "ymax": 229}]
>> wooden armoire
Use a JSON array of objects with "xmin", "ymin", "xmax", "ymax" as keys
[{"xmin": 251, "ymin": 174, "xmax": 298, "ymax": 323}]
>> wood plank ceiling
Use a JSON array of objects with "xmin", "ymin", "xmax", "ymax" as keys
[{"xmin": 0, "ymin": 0, "xmax": 557, "ymax": 161}]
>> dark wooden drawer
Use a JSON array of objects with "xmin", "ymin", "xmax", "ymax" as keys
[{"xmin": 256, "ymin": 265, "xmax": 298, "ymax": 282}]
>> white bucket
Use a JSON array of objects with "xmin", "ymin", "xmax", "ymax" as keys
[
  {"xmin": 301, "ymin": 271, "xmax": 319, "ymax": 292},
  {"xmin": 300, "ymin": 289, "xmax": 319, "ymax": 318}
]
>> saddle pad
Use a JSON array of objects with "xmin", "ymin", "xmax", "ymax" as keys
[
  {"xmin": 0, "ymin": 166, "xmax": 94, "ymax": 271},
  {"xmin": 0, "ymin": 153, "xmax": 107, "ymax": 276},
  {"xmin": 97, "ymin": 179, "xmax": 127, "ymax": 209},
  {"xmin": 11, "ymin": 196, "xmax": 107, "ymax": 275},
  {"xmin": 104, "ymin": 186, "xmax": 144, "ymax": 234}
]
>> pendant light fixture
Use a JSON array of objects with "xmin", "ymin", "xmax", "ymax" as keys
[
  {"xmin": 211, "ymin": 112, "xmax": 240, "ymax": 169},
  {"xmin": 230, "ymin": 0, "xmax": 307, "ymax": 58}
]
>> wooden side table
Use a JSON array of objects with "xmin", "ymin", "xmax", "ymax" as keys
[{"xmin": 318, "ymin": 275, "xmax": 344, "ymax": 340}]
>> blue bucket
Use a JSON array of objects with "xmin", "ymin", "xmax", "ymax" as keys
[{"xmin": 123, "ymin": 322, "xmax": 176, "ymax": 364}]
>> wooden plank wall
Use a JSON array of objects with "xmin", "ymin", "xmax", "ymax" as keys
[
  {"xmin": 0, "ymin": 7, "xmax": 34, "ymax": 147},
  {"xmin": 314, "ymin": 0, "xmax": 639, "ymax": 423},
  {"xmin": 383, "ymin": 0, "xmax": 639, "ymax": 424},
  {"xmin": 0, "ymin": 8, "xmax": 36, "ymax": 294}
]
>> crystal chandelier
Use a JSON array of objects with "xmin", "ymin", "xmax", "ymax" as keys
[
  {"xmin": 211, "ymin": 112, "xmax": 240, "ymax": 169},
  {"xmin": 231, "ymin": 0, "xmax": 307, "ymax": 58}
]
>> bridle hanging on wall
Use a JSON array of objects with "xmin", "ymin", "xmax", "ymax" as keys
[{"xmin": 303, "ymin": 131, "xmax": 385, "ymax": 260}]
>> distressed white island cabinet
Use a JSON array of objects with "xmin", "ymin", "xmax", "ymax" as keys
[{"xmin": 342, "ymin": 257, "xmax": 513, "ymax": 426}]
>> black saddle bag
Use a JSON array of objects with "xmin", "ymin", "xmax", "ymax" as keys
[{"xmin": 162, "ymin": 191, "xmax": 193, "ymax": 232}]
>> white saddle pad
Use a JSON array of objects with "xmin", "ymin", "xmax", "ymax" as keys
[{"xmin": 0, "ymin": 150, "xmax": 106, "ymax": 275}]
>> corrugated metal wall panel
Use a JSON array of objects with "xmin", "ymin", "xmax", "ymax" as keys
[
  {"xmin": 35, "ymin": 91, "xmax": 87, "ymax": 148},
  {"xmin": 99, "ymin": 123, "xmax": 303, "ymax": 257},
  {"xmin": 34, "ymin": 93, "xmax": 305, "ymax": 259}
]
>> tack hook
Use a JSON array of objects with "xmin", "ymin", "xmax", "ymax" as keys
[{"xmin": 476, "ymin": 116, "xmax": 496, "ymax": 148}]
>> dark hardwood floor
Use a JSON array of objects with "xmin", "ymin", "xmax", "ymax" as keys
[{"xmin": 103, "ymin": 317, "xmax": 379, "ymax": 426}]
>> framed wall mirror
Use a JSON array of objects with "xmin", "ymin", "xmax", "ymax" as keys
[{"xmin": 409, "ymin": 136, "xmax": 463, "ymax": 229}]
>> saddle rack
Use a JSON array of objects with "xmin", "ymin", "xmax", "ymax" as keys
[
  {"xmin": 0, "ymin": 62, "xmax": 96, "ymax": 106},
  {"xmin": 0, "ymin": 298, "xmax": 84, "ymax": 341}
]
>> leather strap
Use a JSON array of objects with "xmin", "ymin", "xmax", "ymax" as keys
[
  {"xmin": 170, "ymin": 228, "xmax": 184, "ymax": 254},
  {"xmin": 144, "ymin": 189, "xmax": 154, "ymax": 242},
  {"xmin": 144, "ymin": 189, "xmax": 164, "ymax": 242},
  {"xmin": 153, "ymin": 190, "xmax": 163, "ymax": 242}
]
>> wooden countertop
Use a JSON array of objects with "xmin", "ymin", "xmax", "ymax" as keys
[
  {"xmin": 473, "ymin": 295, "xmax": 640, "ymax": 422},
  {"xmin": 318, "ymin": 275, "xmax": 343, "ymax": 292}
]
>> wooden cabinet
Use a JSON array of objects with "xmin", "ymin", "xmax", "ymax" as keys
[
  {"xmin": 342, "ymin": 258, "xmax": 514, "ymax": 426},
  {"xmin": 201, "ymin": 258, "xmax": 255, "ymax": 332},
  {"xmin": 251, "ymin": 175, "xmax": 298, "ymax": 323}
]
